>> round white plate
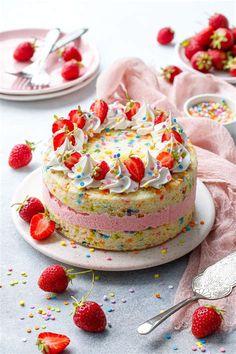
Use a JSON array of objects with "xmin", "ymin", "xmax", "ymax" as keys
[
  {"xmin": 11, "ymin": 168, "xmax": 215, "ymax": 271},
  {"xmin": 0, "ymin": 69, "xmax": 99, "ymax": 101},
  {"xmin": 176, "ymin": 41, "xmax": 236, "ymax": 84}
]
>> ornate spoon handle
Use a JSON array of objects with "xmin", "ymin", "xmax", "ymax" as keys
[{"xmin": 137, "ymin": 295, "xmax": 200, "ymax": 335}]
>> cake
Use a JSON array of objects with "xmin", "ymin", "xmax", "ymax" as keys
[{"xmin": 42, "ymin": 100, "xmax": 197, "ymax": 251}]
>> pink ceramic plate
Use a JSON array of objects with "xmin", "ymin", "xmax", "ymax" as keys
[{"xmin": 0, "ymin": 28, "xmax": 100, "ymax": 95}]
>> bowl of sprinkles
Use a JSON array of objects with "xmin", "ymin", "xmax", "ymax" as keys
[{"xmin": 184, "ymin": 94, "xmax": 236, "ymax": 143}]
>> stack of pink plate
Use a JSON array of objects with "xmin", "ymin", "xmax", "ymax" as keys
[{"xmin": 0, "ymin": 29, "xmax": 100, "ymax": 101}]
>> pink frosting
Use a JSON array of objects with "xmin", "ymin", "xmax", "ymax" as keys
[{"xmin": 43, "ymin": 184, "xmax": 196, "ymax": 232}]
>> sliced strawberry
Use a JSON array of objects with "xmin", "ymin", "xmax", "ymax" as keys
[
  {"xmin": 172, "ymin": 130, "xmax": 183, "ymax": 143},
  {"xmin": 37, "ymin": 332, "xmax": 70, "ymax": 354},
  {"xmin": 63, "ymin": 151, "xmax": 81, "ymax": 170},
  {"xmin": 161, "ymin": 130, "xmax": 183, "ymax": 144},
  {"xmin": 161, "ymin": 131, "xmax": 171, "ymax": 142},
  {"xmin": 68, "ymin": 107, "xmax": 86, "ymax": 129},
  {"xmin": 124, "ymin": 156, "xmax": 145, "ymax": 182},
  {"xmin": 157, "ymin": 151, "xmax": 175, "ymax": 169},
  {"xmin": 30, "ymin": 213, "xmax": 55, "ymax": 241},
  {"xmin": 125, "ymin": 101, "xmax": 141, "ymax": 121},
  {"xmin": 52, "ymin": 118, "xmax": 74, "ymax": 134},
  {"xmin": 90, "ymin": 99, "xmax": 108, "ymax": 124},
  {"xmin": 92, "ymin": 161, "xmax": 109, "ymax": 180},
  {"xmin": 53, "ymin": 132, "xmax": 75, "ymax": 151},
  {"xmin": 154, "ymin": 111, "xmax": 168, "ymax": 125}
]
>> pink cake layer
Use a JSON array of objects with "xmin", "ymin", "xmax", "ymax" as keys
[{"xmin": 43, "ymin": 184, "xmax": 196, "ymax": 232}]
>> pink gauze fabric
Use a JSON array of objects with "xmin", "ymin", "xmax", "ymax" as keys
[{"xmin": 96, "ymin": 58, "xmax": 236, "ymax": 331}]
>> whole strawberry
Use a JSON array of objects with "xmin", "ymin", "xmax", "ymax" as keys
[
  {"xmin": 62, "ymin": 45, "xmax": 82, "ymax": 62},
  {"xmin": 38, "ymin": 264, "xmax": 71, "ymax": 293},
  {"xmin": 195, "ymin": 26, "xmax": 214, "ymax": 47},
  {"xmin": 210, "ymin": 28, "xmax": 234, "ymax": 51},
  {"xmin": 191, "ymin": 305, "xmax": 223, "ymax": 338},
  {"xmin": 184, "ymin": 39, "xmax": 203, "ymax": 60},
  {"xmin": 37, "ymin": 332, "xmax": 70, "ymax": 354},
  {"xmin": 232, "ymin": 28, "xmax": 236, "ymax": 43},
  {"xmin": 208, "ymin": 13, "xmax": 229, "ymax": 30},
  {"xmin": 191, "ymin": 51, "xmax": 213, "ymax": 73},
  {"xmin": 13, "ymin": 41, "xmax": 35, "ymax": 62},
  {"xmin": 208, "ymin": 49, "xmax": 227, "ymax": 70},
  {"xmin": 15, "ymin": 196, "xmax": 45, "ymax": 223},
  {"xmin": 8, "ymin": 140, "xmax": 35, "ymax": 169},
  {"xmin": 61, "ymin": 60, "xmax": 81, "ymax": 81},
  {"xmin": 73, "ymin": 301, "xmax": 107, "ymax": 333},
  {"xmin": 162, "ymin": 65, "xmax": 182, "ymax": 83},
  {"xmin": 157, "ymin": 27, "xmax": 174, "ymax": 45},
  {"xmin": 38, "ymin": 265, "xmax": 91, "ymax": 293},
  {"xmin": 226, "ymin": 57, "xmax": 236, "ymax": 77}
]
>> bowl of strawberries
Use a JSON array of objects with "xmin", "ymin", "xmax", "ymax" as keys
[{"xmin": 176, "ymin": 13, "xmax": 236, "ymax": 83}]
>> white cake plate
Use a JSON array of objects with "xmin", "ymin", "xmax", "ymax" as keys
[{"xmin": 11, "ymin": 168, "xmax": 215, "ymax": 271}]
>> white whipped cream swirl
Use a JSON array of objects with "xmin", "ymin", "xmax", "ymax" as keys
[
  {"xmin": 140, "ymin": 151, "xmax": 172, "ymax": 188},
  {"xmin": 100, "ymin": 159, "xmax": 139, "ymax": 193},
  {"xmin": 68, "ymin": 154, "xmax": 101, "ymax": 189},
  {"xmin": 131, "ymin": 103, "xmax": 155, "ymax": 135}
]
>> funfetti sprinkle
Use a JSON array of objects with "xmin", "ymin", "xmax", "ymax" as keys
[{"xmin": 188, "ymin": 99, "xmax": 236, "ymax": 124}]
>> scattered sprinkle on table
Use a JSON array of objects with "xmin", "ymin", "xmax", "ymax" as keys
[
  {"xmin": 220, "ymin": 348, "xmax": 226, "ymax": 353},
  {"xmin": 59, "ymin": 240, "xmax": 67, "ymax": 246},
  {"xmin": 154, "ymin": 273, "xmax": 160, "ymax": 279},
  {"xmin": 129, "ymin": 288, "xmax": 135, "ymax": 293},
  {"xmin": 154, "ymin": 293, "xmax": 161, "ymax": 299},
  {"xmin": 19, "ymin": 300, "xmax": 25, "ymax": 306},
  {"xmin": 188, "ymin": 99, "xmax": 236, "ymax": 124}
]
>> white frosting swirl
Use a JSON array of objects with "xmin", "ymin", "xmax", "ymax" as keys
[
  {"xmin": 101, "ymin": 101, "xmax": 131, "ymax": 130},
  {"xmin": 131, "ymin": 103, "xmax": 155, "ymax": 135},
  {"xmin": 84, "ymin": 112, "xmax": 101, "ymax": 136},
  {"xmin": 171, "ymin": 141, "xmax": 191, "ymax": 172},
  {"xmin": 100, "ymin": 159, "xmax": 139, "ymax": 193},
  {"xmin": 140, "ymin": 150, "xmax": 172, "ymax": 188},
  {"xmin": 68, "ymin": 154, "xmax": 101, "ymax": 189}
]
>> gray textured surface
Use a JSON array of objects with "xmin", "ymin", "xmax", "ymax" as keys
[
  {"xmin": 1, "ymin": 86, "xmax": 235, "ymax": 354},
  {"xmin": 1, "ymin": 0, "xmax": 236, "ymax": 352}
]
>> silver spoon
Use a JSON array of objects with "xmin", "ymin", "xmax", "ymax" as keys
[{"xmin": 138, "ymin": 252, "xmax": 236, "ymax": 335}]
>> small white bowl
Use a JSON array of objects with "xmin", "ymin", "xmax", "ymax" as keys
[{"xmin": 183, "ymin": 94, "xmax": 236, "ymax": 143}]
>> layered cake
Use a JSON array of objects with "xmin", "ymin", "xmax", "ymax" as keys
[{"xmin": 42, "ymin": 100, "xmax": 197, "ymax": 251}]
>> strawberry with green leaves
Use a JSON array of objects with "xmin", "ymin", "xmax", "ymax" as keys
[
  {"xmin": 192, "ymin": 305, "xmax": 224, "ymax": 338},
  {"xmin": 210, "ymin": 28, "xmax": 234, "ymax": 51},
  {"xmin": 38, "ymin": 264, "xmax": 92, "ymax": 293}
]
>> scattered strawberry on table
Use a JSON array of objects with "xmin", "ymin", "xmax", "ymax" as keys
[
  {"xmin": 13, "ymin": 40, "xmax": 36, "ymax": 62},
  {"xmin": 37, "ymin": 332, "xmax": 70, "ymax": 354},
  {"xmin": 30, "ymin": 213, "xmax": 56, "ymax": 241},
  {"xmin": 181, "ymin": 13, "xmax": 236, "ymax": 76},
  {"xmin": 38, "ymin": 264, "xmax": 92, "ymax": 293},
  {"xmin": 13, "ymin": 196, "xmax": 45, "ymax": 222},
  {"xmin": 191, "ymin": 305, "xmax": 224, "ymax": 338},
  {"xmin": 157, "ymin": 27, "xmax": 175, "ymax": 45},
  {"xmin": 8, "ymin": 141, "xmax": 35, "ymax": 169},
  {"xmin": 73, "ymin": 300, "xmax": 107, "ymax": 333},
  {"xmin": 161, "ymin": 65, "xmax": 182, "ymax": 83}
]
